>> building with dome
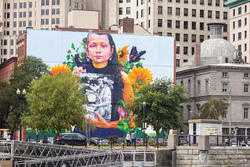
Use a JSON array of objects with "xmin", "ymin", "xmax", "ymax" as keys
[{"xmin": 177, "ymin": 23, "xmax": 250, "ymax": 137}]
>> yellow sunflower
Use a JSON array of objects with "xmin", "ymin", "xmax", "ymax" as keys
[
  {"xmin": 51, "ymin": 64, "xmax": 71, "ymax": 76},
  {"xmin": 118, "ymin": 45, "xmax": 129, "ymax": 63},
  {"xmin": 128, "ymin": 67, "xmax": 153, "ymax": 92}
]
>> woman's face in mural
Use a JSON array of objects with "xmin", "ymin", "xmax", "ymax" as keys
[{"xmin": 87, "ymin": 33, "xmax": 114, "ymax": 67}]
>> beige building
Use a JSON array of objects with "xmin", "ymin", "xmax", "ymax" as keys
[
  {"xmin": 225, "ymin": 0, "xmax": 250, "ymax": 63},
  {"xmin": 177, "ymin": 64, "xmax": 250, "ymax": 136},
  {"xmin": 114, "ymin": 0, "xmax": 229, "ymax": 68},
  {"xmin": 0, "ymin": 0, "xmax": 103, "ymax": 64}
]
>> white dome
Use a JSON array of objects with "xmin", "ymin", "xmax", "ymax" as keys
[{"xmin": 200, "ymin": 23, "xmax": 235, "ymax": 65}]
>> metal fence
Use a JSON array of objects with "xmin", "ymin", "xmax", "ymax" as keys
[{"xmin": 177, "ymin": 135, "xmax": 250, "ymax": 147}]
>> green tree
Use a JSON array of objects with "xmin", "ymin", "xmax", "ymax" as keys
[
  {"xmin": 0, "ymin": 56, "xmax": 49, "ymax": 136},
  {"xmin": 22, "ymin": 71, "xmax": 87, "ymax": 134},
  {"xmin": 199, "ymin": 99, "xmax": 228, "ymax": 119},
  {"xmin": 130, "ymin": 78, "xmax": 189, "ymax": 146}
]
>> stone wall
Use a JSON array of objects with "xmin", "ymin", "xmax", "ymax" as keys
[{"xmin": 176, "ymin": 146, "xmax": 250, "ymax": 167}]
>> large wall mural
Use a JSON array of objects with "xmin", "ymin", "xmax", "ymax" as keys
[{"xmin": 27, "ymin": 29, "xmax": 175, "ymax": 137}]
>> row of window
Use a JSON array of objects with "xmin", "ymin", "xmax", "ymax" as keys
[
  {"xmin": 41, "ymin": 8, "xmax": 60, "ymax": 15},
  {"xmin": 41, "ymin": 0, "xmax": 61, "ymax": 6},
  {"xmin": 176, "ymin": 46, "xmax": 195, "ymax": 55},
  {"xmin": 233, "ymin": 5, "xmax": 247, "ymax": 17},
  {"xmin": 13, "ymin": 11, "xmax": 32, "ymax": 18},
  {"xmin": 167, "ymin": 0, "xmax": 227, "ymax": 7},
  {"xmin": 232, "ymin": 31, "xmax": 247, "ymax": 41},
  {"xmin": 236, "ymin": 43, "xmax": 248, "ymax": 53},
  {"xmin": 222, "ymin": 72, "xmax": 250, "ymax": 79},
  {"xmin": 119, "ymin": 0, "xmax": 131, "ymax": 3},
  {"xmin": 3, "ymin": 30, "xmax": 26, "ymax": 36},
  {"xmin": 13, "ymin": 21, "xmax": 32, "ymax": 27},
  {"xmin": 167, "ymin": 7, "xmax": 228, "ymax": 19},
  {"xmin": 1, "ymin": 49, "xmax": 15, "ymax": 55},
  {"xmin": 41, "ymin": 18, "xmax": 60, "ymax": 25},
  {"xmin": 233, "ymin": 18, "xmax": 247, "ymax": 29},
  {"xmin": 1, "ymin": 39, "xmax": 14, "ymax": 46}
]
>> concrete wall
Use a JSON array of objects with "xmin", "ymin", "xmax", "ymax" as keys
[{"xmin": 176, "ymin": 146, "xmax": 250, "ymax": 167}]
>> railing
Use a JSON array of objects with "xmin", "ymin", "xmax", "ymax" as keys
[
  {"xmin": 122, "ymin": 150, "xmax": 156, "ymax": 167},
  {"xmin": 177, "ymin": 135, "xmax": 250, "ymax": 147}
]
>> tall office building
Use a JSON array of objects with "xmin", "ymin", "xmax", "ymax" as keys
[
  {"xmin": 225, "ymin": 0, "xmax": 250, "ymax": 63},
  {"xmin": 0, "ymin": 0, "xmax": 87, "ymax": 64},
  {"xmin": 115, "ymin": 0, "xmax": 229, "ymax": 68}
]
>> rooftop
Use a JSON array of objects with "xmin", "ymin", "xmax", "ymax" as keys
[{"xmin": 225, "ymin": 0, "xmax": 250, "ymax": 8}]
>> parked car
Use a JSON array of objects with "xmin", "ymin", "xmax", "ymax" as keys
[
  {"xmin": 54, "ymin": 133, "xmax": 97, "ymax": 146},
  {"xmin": 230, "ymin": 139, "xmax": 237, "ymax": 147},
  {"xmin": 91, "ymin": 137, "xmax": 109, "ymax": 145}
]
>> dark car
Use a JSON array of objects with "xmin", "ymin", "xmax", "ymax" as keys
[{"xmin": 54, "ymin": 133, "xmax": 97, "ymax": 146}]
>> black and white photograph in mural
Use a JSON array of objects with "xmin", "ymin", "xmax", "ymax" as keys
[{"xmin": 80, "ymin": 73, "xmax": 114, "ymax": 121}]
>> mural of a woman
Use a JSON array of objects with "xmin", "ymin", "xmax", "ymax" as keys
[{"xmin": 73, "ymin": 32, "xmax": 134, "ymax": 129}]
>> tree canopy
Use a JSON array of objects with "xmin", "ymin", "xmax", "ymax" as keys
[
  {"xmin": 199, "ymin": 98, "xmax": 228, "ymax": 119},
  {"xmin": 22, "ymin": 71, "xmax": 87, "ymax": 134},
  {"xmin": 130, "ymin": 78, "xmax": 189, "ymax": 144},
  {"xmin": 0, "ymin": 56, "xmax": 49, "ymax": 134}
]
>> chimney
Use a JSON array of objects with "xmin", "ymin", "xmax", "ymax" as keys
[
  {"xmin": 121, "ymin": 18, "xmax": 134, "ymax": 33},
  {"xmin": 207, "ymin": 23, "xmax": 226, "ymax": 39}
]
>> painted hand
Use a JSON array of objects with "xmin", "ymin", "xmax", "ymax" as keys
[{"xmin": 88, "ymin": 112, "xmax": 118, "ymax": 129}]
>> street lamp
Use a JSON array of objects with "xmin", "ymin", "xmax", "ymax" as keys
[
  {"xmin": 142, "ymin": 102, "xmax": 146, "ymax": 146},
  {"xmin": 16, "ymin": 88, "xmax": 26, "ymax": 141}
]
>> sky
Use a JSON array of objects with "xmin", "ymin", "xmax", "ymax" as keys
[{"xmin": 27, "ymin": 29, "xmax": 175, "ymax": 80}]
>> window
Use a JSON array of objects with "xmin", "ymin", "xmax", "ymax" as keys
[
  {"xmin": 222, "ymin": 108, "xmax": 227, "ymax": 119},
  {"xmin": 19, "ymin": 21, "xmax": 22, "ymax": 27},
  {"xmin": 245, "ymin": 43, "xmax": 247, "ymax": 51},
  {"xmin": 41, "ymin": 0, "xmax": 45, "ymax": 6},
  {"xmin": 200, "ymin": 35, "xmax": 204, "ymax": 42},
  {"xmin": 46, "ymin": 19, "xmax": 49, "ymax": 25},
  {"xmin": 41, "ymin": 9, "xmax": 45, "ymax": 15},
  {"xmin": 14, "ymin": 3, "xmax": 17, "ymax": 9},
  {"xmin": 46, "ymin": 0, "xmax": 49, "ymax": 5},
  {"xmin": 52, "ymin": 18, "xmax": 55, "ymax": 24},
  {"xmin": 244, "ymin": 73, "xmax": 249, "ymax": 78},
  {"xmin": 222, "ymin": 72, "xmax": 228, "ymax": 78},
  {"xmin": 238, "ymin": 32, "xmax": 242, "ymax": 40},
  {"xmin": 126, "ymin": 7, "xmax": 131, "ymax": 14},
  {"xmin": 41, "ymin": 19, "xmax": 44, "ymax": 25},
  {"xmin": 23, "ymin": 21, "xmax": 26, "ymax": 27},
  {"xmin": 238, "ymin": 7, "xmax": 242, "ymax": 15},
  {"xmin": 176, "ymin": 8, "xmax": 180, "ymax": 16},
  {"xmin": 184, "ymin": 8, "xmax": 188, "ymax": 16},
  {"xmin": 233, "ymin": 9, "xmax": 235, "ymax": 16},
  {"xmin": 238, "ymin": 45, "xmax": 242, "ymax": 51},
  {"xmin": 184, "ymin": 0, "xmax": 188, "ymax": 4},
  {"xmin": 119, "ymin": 0, "xmax": 123, "ymax": 3},
  {"xmin": 244, "ymin": 84, "xmax": 249, "ymax": 92},
  {"xmin": 148, "ymin": 7, "xmax": 151, "ymax": 15},
  {"xmin": 216, "ymin": 0, "xmax": 219, "ymax": 6},
  {"xmin": 238, "ymin": 19, "xmax": 242, "ymax": 27},
  {"xmin": 245, "ymin": 5, "xmax": 247, "ymax": 13},
  {"xmin": 200, "ymin": 0, "xmax": 204, "ymax": 5},
  {"xmin": 200, "ymin": 22, "xmax": 204, "ymax": 30},
  {"xmin": 168, "ymin": 7, "xmax": 172, "ymax": 15},
  {"xmin": 52, "ymin": 9, "xmax": 55, "ymax": 15},
  {"xmin": 158, "ymin": 19, "xmax": 162, "ymax": 27},
  {"xmin": 200, "ymin": 10, "xmax": 204, "ymax": 18},
  {"xmin": 245, "ymin": 18, "xmax": 247, "ymax": 25},
  {"xmin": 223, "ymin": 12, "xmax": 227, "ymax": 19},
  {"xmin": 208, "ymin": 10, "xmax": 212, "ymax": 18},
  {"xmin": 29, "ymin": 21, "xmax": 32, "ymax": 27},
  {"xmin": 57, "ymin": 0, "xmax": 60, "ymax": 5},
  {"xmin": 23, "ymin": 2, "xmax": 26, "ymax": 8},
  {"xmin": 223, "ymin": 25, "xmax": 227, "ymax": 32},
  {"xmin": 192, "ymin": 34, "xmax": 196, "ymax": 42},
  {"xmin": 167, "ymin": 20, "xmax": 172, "ymax": 28},
  {"xmin": 46, "ymin": 9, "xmax": 49, "ymax": 15},
  {"xmin": 56, "ymin": 18, "xmax": 60, "ymax": 24},
  {"xmin": 140, "ymin": 9, "xmax": 143, "ymax": 17},
  {"xmin": 244, "ymin": 108, "xmax": 249, "ymax": 119},
  {"xmin": 176, "ymin": 46, "xmax": 180, "ymax": 54},
  {"xmin": 222, "ymin": 83, "xmax": 228, "ymax": 92},
  {"xmin": 183, "ymin": 21, "xmax": 189, "ymax": 29},
  {"xmin": 167, "ymin": 32, "xmax": 172, "ymax": 36},
  {"xmin": 205, "ymin": 79, "xmax": 209, "ymax": 94},
  {"xmin": 245, "ymin": 31, "xmax": 247, "ymax": 39},
  {"xmin": 216, "ymin": 11, "xmax": 220, "ymax": 19},
  {"xmin": 192, "ymin": 0, "xmax": 196, "ymax": 4},
  {"xmin": 136, "ymin": 11, "xmax": 138, "ymax": 18},
  {"xmin": 233, "ymin": 34, "xmax": 235, "ymax": 41},
  {"xmin": 184, "ymin": 34, "xmax": 188, "ymax": 42},
  {"xmin": 126, "ymin": 0, "xmax": 131, "ymax": 2},
  {"xmin": 29, "ymin": 11, "xmax": 32, "ymax": 17},
  {"xmin": 20, "ymin": 2, "xmax": 23, "ymax": 8},
  {"xmin": 176, "ymin": 33, "xmax": 180, "ymax": 41},
  {"xmin": 13, "ymin": 21, "xmax": 16, "ymax": 27},
  {"xmin": 158, "ymin": 6, "xmax": 163, "ymax": 14},
  {"xmin": 176, "ymin": 0, "xmax": 180, "ymax": 2},
  {"xmin": 141, "ymin": 0, "xmax": 144, "ymax": 5},
  {"xmin": 192, "ymin": 9, "xmax": 196, "ymax": 17},
  {"xmin": 148, "ymin": 20, "xmax": 150, "ymax": 28},
  {"xmin": 233, "ymin": 21, "xmax": 235, "ymax": 29},
  {"xmin": 192, "ymin": 22, "xmax": 196, "ymax": 30},
  {"xmin": 119, "ymin": 8, "xmax": 123, "ymax": 15},
  {"xmin": 208, "ymin": 0, "xmax": 212, "ymax": 6},
  {"xmin": 3, "ymin": 40, "xmax": 7, "ymax": 45},
  {"xmin": 176, "ymin": 20, "xmax": 180, "ymax": 28},
  {"xmin": 29, "ymin": 2, "xmax": 32, "ymax": 8},
  {"xmin": 183, "ymin": 47, "xmax": 188, "ymax": 54}
]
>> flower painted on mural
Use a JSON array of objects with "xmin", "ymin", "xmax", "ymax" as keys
[
  {"xmin": 118, "ymin": 106, "xmax": 127, "ymax": 118},
  {"xmin": 51, "ymin": 64, "xmax": 71, "ymax": 76},
  {"xmin": 128, "ymin": 67, "xmax": 153, "ymax": 92},
  {"xmin": 118, "ymin": 45, "xmax": 129, "ymax": 63}
]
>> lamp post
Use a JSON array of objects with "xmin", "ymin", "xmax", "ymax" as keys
[
  {"xmin": 142, "ymin": 102, "xmax": 146, "ymax": 146},
  {"xmin": 16, "ymin": 88, "xmax": 26, "ymax": 141}
]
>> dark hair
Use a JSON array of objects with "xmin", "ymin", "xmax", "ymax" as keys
[{"xmin": 84, "ymin": 32, "xmax": 124, "ymax": 121}]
